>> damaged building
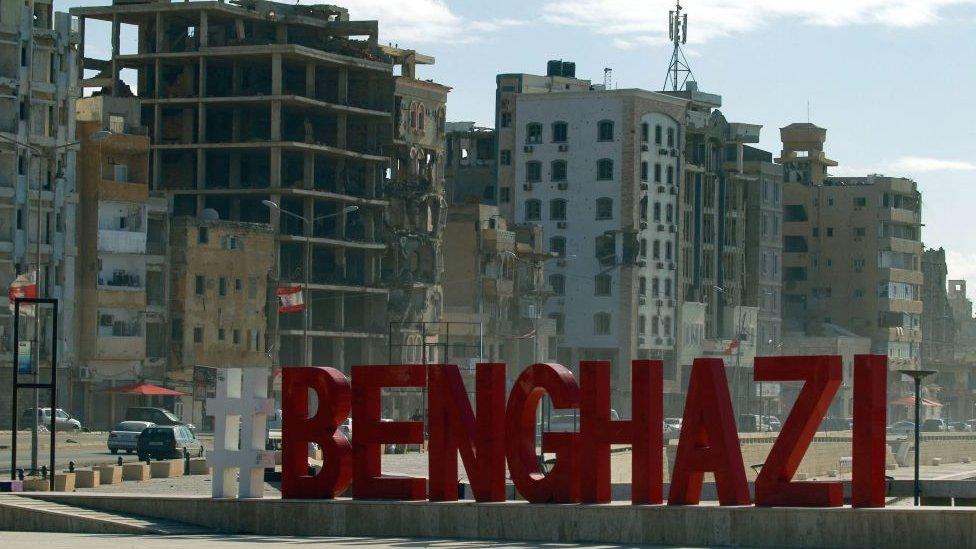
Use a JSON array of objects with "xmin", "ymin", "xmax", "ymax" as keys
[{"xmin": 70, "ymin": 0, "xmax": 449, "ymax": 400}]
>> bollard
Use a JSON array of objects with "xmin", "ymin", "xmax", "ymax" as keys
[
  {"xmin": 117, "ymin": 456, "xmax": 124, "ymax": 467},
  {"xmin": 184, "ymin": 447, "xmax": 190, "ymax": 475},
  {"xmin": 40, "ymin": 466, "xmax": 47, "ymax": 480},
  {"xmin": 68, "ymin": 461, "xmax": 75, "ymax": 473},
  {"xmin": 16, "ymin": 469, "xmax": 24, "ymax": 481}
]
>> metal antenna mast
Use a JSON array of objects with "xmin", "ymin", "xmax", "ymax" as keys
[{"xmin": 663, "ymin": 0, "xmax": 695, "ymax": 91}]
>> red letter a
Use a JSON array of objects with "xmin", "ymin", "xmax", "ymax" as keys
[
  {"xmin": 427, "ymin": 363, "xmax": 506, "ymax": 502},
  {"xmin": 281, "ymin": 367, "xmax": 351, "ymax": 499},
  {"xmin": 668, "ymin": 358, "xmax": 750, "ymax": 506}
]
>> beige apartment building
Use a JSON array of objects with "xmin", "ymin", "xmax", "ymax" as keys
[
  {"xmin": 779, "ymin": 124, "xmax": 924, "ymax": 371},
  {"xmin": 73, "ymin": 96, "xmax": 170, "ymax": 429},
  {"xmin": 168, "ymin": 216, "xmax": 274, "ymax": 428}
]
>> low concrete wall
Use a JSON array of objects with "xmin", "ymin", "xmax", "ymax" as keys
[
  {"xmin": 96, "ymin": 465, "xmax": 122, "ymax": 485},
  {"xmin": 26, "ymin": 494, "xmax": 975, "ymax": 548},
  {"xmin": 122, "ymin": 464, "xmax": 150, "ymax": 481},
  {"xmin": 150, "ymin": 460, "xmax": 183, "ymax": 479}
]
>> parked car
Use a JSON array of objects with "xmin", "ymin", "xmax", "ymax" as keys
[
  {"xmin": 21, "ymin": 408, "xmax": 82, "ymax": 431},
  {"xmin": 764, "ymin": 416, "xmax": 782, "ymax": 432},
  {"xmin": 949, "ymin": 421, "xmax": 971, "ymax": 433},
  {"xmin": 820, "ymin": 417, "xmax": 853, "ymax": 432},
  {"xmin": 664, "ymin": 417, "xmax": 683, "ymax": 431},
  {"xmin": 738, "ymin": 414, "xmax": 772, "ymax": 433},
  {"xmin": 125, "ymin": 407, "xmax": 195, "ymax": 432},
  {"xmin": 137, "ymin": 425, "xmax": 204, "ymax": 460},
  {"xmin": 664, "ymin": 421, "xmax": 680, "ymax": 440},
  {"xmin": 267, "ymin": 409, "xmax": 282, "ymax": 450},
  {"xmin": 108, "ymin": 420, "xmax": 154, "ymax": 454},
  {"xmin": 887, "ymin": 420, "xmax": 915, "ymax": 437},
  {"xmin": 339, "ymin": 417, "xmax": 352, "ymax": 439},
  {"xmin": 921, "ymin": 419, "xmax": 949, "ymax": 432}
]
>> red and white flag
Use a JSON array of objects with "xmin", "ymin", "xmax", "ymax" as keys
[{"xmin": 276, "ymin": 286, "xmax": 305, "ymax": 313}]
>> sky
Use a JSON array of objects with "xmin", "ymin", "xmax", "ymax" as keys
[{"xmin": 60, "ymin": 0, "xmax": 976, "ymax": 294}]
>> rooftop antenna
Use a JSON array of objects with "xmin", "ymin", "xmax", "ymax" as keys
[
  {"xmin": 604, "ymin": 67, "xmax": 613, "ymax": 90},
  {"xmin": 663, "ymin": 0, "xmax": 696, "ymax": 92}
]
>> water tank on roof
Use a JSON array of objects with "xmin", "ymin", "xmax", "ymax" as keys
[
  {"xmin": 547, "ymin": 60, "xmax": 563, "ymax": 77},
  {"xmin": 561, "ymin": 62, "xmax": 576, "ymax": 78}
]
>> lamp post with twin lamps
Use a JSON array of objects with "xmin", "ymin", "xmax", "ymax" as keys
[
  {"xmin": 898, "ymin": 368, "xmax": 936, "ymax": 506},
  {"xmin": 262, "ymin": 200, "xmax": 358, "ymax": 367}
]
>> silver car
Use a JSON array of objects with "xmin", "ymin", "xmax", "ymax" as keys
[
  {"xmin": 108, "ymin": 420, "xmax": 155, "ymax": 454},
  {"xmin": 21, "ymin": 407, "xmax": 82, "ymax": 431}
]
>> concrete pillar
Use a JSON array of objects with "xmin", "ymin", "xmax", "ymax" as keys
[
  {"xmin": 199, "ymin": 11, "xmax": 209, "ymax": 48},
  {"xmin": 337, "ymin": 67, "xmax": 348, "ymax": 105},
  {"xmin": 306, "ymin": 62, "xmax": 315, "ymax": 98}
]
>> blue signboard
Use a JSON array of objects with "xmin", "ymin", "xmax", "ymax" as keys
[{"xmin": 17, "ymin": 341, "xmax": 31, "ymax": 374}]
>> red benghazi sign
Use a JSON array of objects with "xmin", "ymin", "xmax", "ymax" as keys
[{"xmin": 281, "ymin": 355, "xmax": 888, "ymax": 508}]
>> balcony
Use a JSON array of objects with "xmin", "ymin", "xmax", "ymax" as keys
[
  {"xmin": 98, "ymin": 229, "xmax": 147, "ymax": 254},
  {"xmin": 97, "ymin": 336, "xmax": 146, "ymax": 360},
  {"xmin": 98, "ymin": 270, "xmax": 143, "ymax": 290},
  {"xmin": 482, "ymin": 278, "xmax": 514, "ymax": 297}
]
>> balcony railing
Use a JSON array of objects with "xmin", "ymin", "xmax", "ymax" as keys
[
  {"xmin": 99, "ymin": 271, "xmax": 143, "ymax": 289},
  {"xmin": 98, "ymin": 229, "xmax": 147, "ymax": 254}
]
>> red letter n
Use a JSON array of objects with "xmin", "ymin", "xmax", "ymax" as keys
[
  {"xmin": 427, "ymin": 363, "xmax": 506, "ymax": 502},
  {"xmin": 852, "ymin": 354, "xmax": 887, "ymax": 508},
  {"xmin": 351, "ymin": 364, "xmax": 426, "ymax": 500},
  {"xmin": 281, "ymin": 367, "xmax": 351, "ymax": 499},
  {"xmin": 668, "ymin": 358, "xmax": 750, "ymax": 506},
  {"xmin": 579, "ymin": 360, "xmax": 663, "ymax": 504},
  {"xmin": 754, "ymin": 355, "xmax": 842, "ymax": 507}
]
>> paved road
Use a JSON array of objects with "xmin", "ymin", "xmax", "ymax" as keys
[
  {"xmin": 0, "ymin": 436, "xmax": 214, "ymax": 475},
  {"xmin": 1, "ymin": 532, "xmax": 673, "ymax": 548}
]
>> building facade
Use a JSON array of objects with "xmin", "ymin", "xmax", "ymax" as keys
[
  {"xmin": 0, "ymin": 2, "xmax": 79, "ymax": 426},
  {"xmin": 74, "ymin": 96, "xmax": 170, "ymax": 429},
  {"xmin": 921, "ymin": 248, "xmax": 955, "ymax": 363},
  {"xmin": 444, "ymin": 122, "xmax": 496, "ymax": 205},
  {"xmin": 71, "ymin": 1, "xmax": 449, "ymax": 398},
  {"xmin": 168, "ymin": 217, "xmax": 274, "ymax": 429}
]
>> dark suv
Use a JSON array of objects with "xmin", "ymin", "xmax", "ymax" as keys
[
  {"xmin": 136, "ymin": 425, "xmax": 204, "ymax": 460},
  {"xmin": 125, "ymin": 407, "xmax": 195, "ymax": 432}
]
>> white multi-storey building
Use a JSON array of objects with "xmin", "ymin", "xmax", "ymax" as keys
[{"xmin": 509, "ymin": 87, "xmax": 687, "ymax": 409}]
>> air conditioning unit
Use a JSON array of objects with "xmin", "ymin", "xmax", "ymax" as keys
[
  {"xmin": 636, "ymin": 260, "xmax": 647, "ymax": 267},
  {"xmin": 557, "ymin": 221, "xmax": 568, "ymax": 229},
  {"xmin": 656, "ymin": 262, "xmax": 664, "ymax": 269},
  {"xmin": 639, "ymin": 296, "xmax": 647, "ymax": 305},
  {"xmin": 657, "ymin": 224, "xmax": 665, "ymax": 231},
  {"xmin": 78, "ymin": 366, "xmax": 92, "ymax": 380},
  {"xmin": 655, "ymin": 338, "xmax": 664, "ymax": 345},
  {"xmin": 658, "ymin": 186, "xmax": 666, "ymax": 193},
  {"xmin": 669, "ymin": 188, "xmax": 677, "ymax": 195},
  {"xmin": 670, "ymin": 149, "xmax": 679, "ymax": 157},
  {"xmin": 638, "ymin": 336, "xmax": 647, "ymax": 345},
  {"xmin": 523, "ymin": 184, "xmax": 533, "ymax": 191},
  {"xmin": 640, "ymin": 183, "xmax": 649, "ymax": 191},
  {"xmin": 656, "ymin": 300, "xmax": 664, "ymax": 307},
  {"xmin": 659, "ymin": 148, "xmax": 669, "ymax": 155},
  {"xmin": 558, "ymin": 144, "xmax": 569, "ymax": 152},
  {"xmin": 524, "ymin": 146, "xmax": 534, "ymax": 153},
  {"xmin": 641, "ymin": 144, "xmax": 649, "ymax": 152},
  {"xmin": 557, "ymin": 183, "xmax": 569, "ymax": 190},
  {"xmin": 640, "ymin": 222, "xmax": 648, "ymax": 230}
]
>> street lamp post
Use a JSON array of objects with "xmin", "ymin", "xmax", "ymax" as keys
[
  {"xmin": 0, "ymin": 130, "xmax": 112, "ymax": 473},
  {"xmin": 262, "ymin": 200, "xmax": 358, "ymax": 367},
  {"xmin": 898, "ymin": 369, "xmax": 936, "ymax": 507}
]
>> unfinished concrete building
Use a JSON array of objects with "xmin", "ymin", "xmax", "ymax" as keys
[
  {"xmin": 71, "ymin": 0, "xmax": 449, "ymax": 380},
  {"xmin": 445, "ymin": 122, "xmax": 496, "ymax": 205},
  {"xmin": 0, "ymin": 2, "xmax": 79, "ymax": 426}
]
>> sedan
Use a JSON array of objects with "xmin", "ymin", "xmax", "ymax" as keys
[
  {"xmin": 887, "ymin": 421, "xmax": 915, "ymax": 437},
  {"xmin": 108, "ymin": 421, "xmax": 155, "ymax": 454}
]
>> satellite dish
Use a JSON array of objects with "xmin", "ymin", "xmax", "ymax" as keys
[{"xmin": 200, "ymin": 208, "xmax": 220, "ymax": 221}]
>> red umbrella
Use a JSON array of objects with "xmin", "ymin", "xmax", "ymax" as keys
[
  {"xmin": 103, "ymin": 383, "xmax": 186, "ymax": 396},
  {"xmin": 889, "ymin": 395, "xmax": 943, "ymax": 407}
]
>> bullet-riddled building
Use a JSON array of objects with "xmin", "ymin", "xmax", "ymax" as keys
[
  {"xmin": 779, "ymin": 124, "xmax": 924, "ymax": 369},
  {"xmin": 71, "ymin": 0, "xmax": 449, "ymax": 382}
]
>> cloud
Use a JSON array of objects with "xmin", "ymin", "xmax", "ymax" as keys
[
  {"xmin": 541, "ymin": 0, "xmax": 976, "ymax": 47},
  {"xmin": 889, "ymin": 156, "xmax": 976, "ymax": 172},
  {"xmin": 338, "ymin": 1, "xmax": 524, "ymax": 44}
]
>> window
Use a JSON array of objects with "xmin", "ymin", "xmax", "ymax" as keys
[
  {"xmin": 500, "ymin": 150, "xmax": 511, "ymax": 165},
  {"xmin": 551, "ymin": 160, "xmax": 567, "ymax": 181},
  {"xmin": 526, "ymin": 123, "xmax": 542, "ymax": 144},
  {"xmin": 525, "ymin": 199, "xmax": 541, "ymax": 220},
  {"xmin": 552, "ymin": 121, "xmax": 568, "ymax": 143},
  {"xmin": 653, "ymin": 203, "xmax": 661, "ymax": 222},
  {"xmin": 639, "ymin": 315, "xmax": 647, "ymax": 334},
  {"xmin": 198, "ymin": 226, "xmax": 209, "ymax": 244},
  {"xmin": 597, "ymin": 120, "xmax": 614, "ymax": 141},
  {"xmin": 549, "ymin": 274, "xmax": 565, "ymax": 295},
  {"xmin": 827, "ymin": 227, "xmax": 834, "ymax": 237},
  {"xmin": 235, "ymin": 278, "xmax": 242, "ymax": 292},
  {"xmin": 652, "ymin": 277, "xmax": 660, "ymax": 297},
  {"xmin": 526, "ymin": 161, "xmax": 542, "ymax": 182},
  {"xmin": 853, "ymin": 227, "xmax": 866, "ymax": 237},
  {"xmin": 550, "ymin": 199, "xmax": 567, "ymax": 220},
  {"xmin": 218, "ymin": 277, "xmax": 227, "ymax": 297},
  {"xmin": 595, "ymin": 273, "xmax": 612, "ymax": 296},
  {"xmin": 666, "ymin": 204, "xmax": 673, "ymax": 223},
  {"xmin": 641, "ymin": 123, "xmax": 649, "ymax": 143},
  {"xmin": 500, "ymin": 187, "xmax": 511, "ymax": 203},
  {"xmin": 193, "ymin": 327, "xmax": 203, "ymax": 343},
  {"xmin": 641, "ymin": 162, "xmax": 649, "ymax": 181},
  {"xmin": 596, "ymin": 234, "xmax": 616, "ymax": 266},
  {"xmin": 597, "ymin": 159, "xmax": 614, "ymax": 180},
  {"xmin": 596, "ymin": 197, "xmax": 613, "ymax": 220},
  {"xmin": 218, "ymin": 328, "xmax": 226, "ymax": 341},
  {"xmin": 549, "ymin": 313, "xmax": 564, "ymax": 334},
  {"xmin": 233, "ymin": 329, "xmax": 241, "ymax": 345},
  {"xmin": 653, "ymin": 240, "xmax": 661, "ymax": 260},
  {"xmin": 593, "ymin": 313, "xmax": 611, "ymax": 335},
  {"xmin": 664, "ymin": 278, "xmax": 672, "ymax": 297},
  {"xmin": 854, "ymin": 196, "xmax": 867, "ymax": 208},
  {"xmin": 665, "ymin": 241, "xmax": 673, "ymax": 260},
  {"xmin": 501, "ymin": 112, "xmax": 512, "ymax": 127},
  {"xmin": 550, "ymin": 236, "xmax": 566, "ymax": 257},
  {"xmin": 667, "ymin": 127, "xmax": 675, "ymax": 147},
  {"xmin": 651, "ymin": 315, "xmax": 660, "ymax": 336},
  {"xmin": 639, "ymin": 276, "xmax": 647, "ymax": 295},
  {"xmin": 666, "ymin": 165, "xmax": 674, "ymax": 185},
  {"xmin": 663, "ymin": 317, "xmax": 672, "ymax": 336},
  {"xmin": 654, "ymin": 125, "xmax": 663, "ymax": 145},
  {"xmin": 654, "ymin": 163, "xmax": 662, "ymax": 183}
]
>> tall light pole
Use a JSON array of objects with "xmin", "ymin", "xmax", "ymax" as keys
[
  {"xmin": 899, "ymin": 368, "xmax": 936, "ymax": 506},
  {"xmin": 0, "ymin": 130, "xmax": 112, "ymax": 473},
  {"xmin": 262, "ymin": 200, "xmax": 358, "ymax": 367}
]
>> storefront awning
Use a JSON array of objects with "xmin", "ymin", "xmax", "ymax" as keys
[
  {"xmin": 890, "ymin": 395, "xmax": 943, "ymax": 407},
  {"xmin": 102, "ymin": 382, "xmax": 185, "ymax": 396}
]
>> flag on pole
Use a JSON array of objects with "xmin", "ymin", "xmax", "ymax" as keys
[
  {"xmin": 8, "ymin": 272, "xmax": 37, "ymax": 316},
  {"xmin": 276, "ymin": 286, "xmax": 305, "ymax": 313}
]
